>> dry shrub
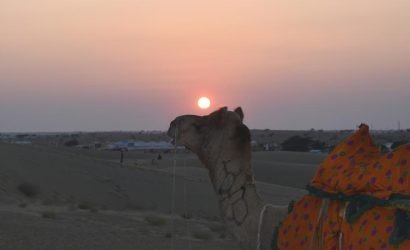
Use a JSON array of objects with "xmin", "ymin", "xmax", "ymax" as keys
[
  {"xmin": 180, "ymin": 212, "xmax": 192, "ymax": 220},
  {"xmin": 17, "ymin": 182, "xmax": 39, "ymax": 198},
  {"xmin": 78, "ymin": 202, "xmax": 95, "ymax": 210},
  {"xmin": 41, "ymin": 211, "xmax": 57, "ymax": 219},
  {"xmin": 144, "ymin": 215, "xmax": 167, "ymax": 226},
  {"xmin": 19, "ymin": 202, "xmax": 28, "ymax": 208},
  {"xmin": 192, "ymin": 231, "xmax": 212, "ymax": 241}
]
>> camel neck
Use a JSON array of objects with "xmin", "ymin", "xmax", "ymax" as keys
[
  {"xmin": 205, "ymin": 154, "xmax": 266, "ymax": 248},
  {"xmin": 206, "ymin": 155, "xmax": 255, "ymax": 197}
]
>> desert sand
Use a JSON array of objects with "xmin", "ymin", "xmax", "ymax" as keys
[{"xmin": 0, "ymin": 142, "xmax": 324, "ymax": 249}]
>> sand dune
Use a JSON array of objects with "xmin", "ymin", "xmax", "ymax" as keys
[{"xmin": 0, "ymin": 143, "xmax": 321, "ymax": 249}]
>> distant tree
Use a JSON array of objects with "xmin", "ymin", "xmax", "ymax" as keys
[
  {"xmin": 281, "ymin": 136, "xmax": 312, "ymax": 152},
  {"xmin": 16, "ymin": 134, "xmax": 29, "ymax": 139},
  {"xmin": 281, "ymin": 136, "xmax": 326, "ymax": 152},
  {"xmin": 310, "ymin": 140, "xmax": 326, "ymax": 150},
  {"xmin": 64, "ymin": 139, "xmax": 79, "ymax": 147},
  {"xmin": 392, "ymin": 140, "xmax": 409, "ymax": 150}
]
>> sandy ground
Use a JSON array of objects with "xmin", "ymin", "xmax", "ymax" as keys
[
  {"xmin": 0, "ymin": 204, "xmax": 237, "ymax": 250},
  {"xmin": 0, "ymin": 143, "xmax": 324, "ymax": 249}
]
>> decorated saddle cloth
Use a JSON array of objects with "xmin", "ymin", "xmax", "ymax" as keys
[
  {"xmin": 275, "ymin": 125, "xmax": 410, "ymax": 249},
  {"xmin": 310, "ymin": 124, "xmax": 410, "ymax": 202}
]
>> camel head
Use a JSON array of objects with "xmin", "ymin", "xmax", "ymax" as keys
[{"xmin": 167, "ymin": 107, "xmax": 251, "ymax": 166}]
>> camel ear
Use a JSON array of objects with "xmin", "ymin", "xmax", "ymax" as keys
[
  {"xmin": 209, "ymin": 107, "xmax": 228, "ymax": 127},
  {"xmin": 234, "ymin": 107, "xmax": 244, "ymax": 122}
]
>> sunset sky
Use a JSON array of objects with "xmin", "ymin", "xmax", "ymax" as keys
[{"xmin": 1, "ymin": 1, "xmax": 409, "ymax": 132}]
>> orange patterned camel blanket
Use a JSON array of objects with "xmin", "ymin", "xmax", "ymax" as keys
[
  {"xmin": 275, "ymin": 125, "xmax": 410, "ymax": 249},
  {"xmin": 310, "ymin": 124, "xmax": 410, "ymax": 200}
]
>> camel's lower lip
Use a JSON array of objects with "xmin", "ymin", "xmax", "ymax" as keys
[{"xmin": 167, "ymin": 129, "xmax": 174, "ymax": 138}]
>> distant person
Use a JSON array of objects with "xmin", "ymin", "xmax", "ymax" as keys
[
  {"xmin": 157, "ymin": 154, "xmax": 162, "ymax": 160},
  {"xmin": 120, "ymin": 149, "xmax": 124, "ymax": 164}
]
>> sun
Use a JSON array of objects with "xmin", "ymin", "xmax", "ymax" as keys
[{"xmin": 197, "ymin": 97, "xmax": 211, "ymax": 109}]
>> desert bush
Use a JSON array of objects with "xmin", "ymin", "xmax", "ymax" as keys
[
  {"xmin": 78, "ymin": 202, "xmax": 95, "ymax": 210},
  {"xmin": 41, "ymin": 211, "xmax": 57, "ymax": 219},
  {"xmin": 64, "ymin": 139, "xmax": 79, "ymax": 147},
  {"xmin": 17, "ymin": 182, "xmax": 39, "ymax": 197},
  {"xmin": 144, "ymin": 215, "xmax": 167, "ymax": 226},
  {"xmin": 192, "ymin": 231, "xmax": 212, "ymax": 241},
  {"xmin": 19, "ymin": 202, "xmax": 28, "ymax": 208},
  {"xmin": 180, "ymin": 212, "xmax": 192, "ymax": 220}
]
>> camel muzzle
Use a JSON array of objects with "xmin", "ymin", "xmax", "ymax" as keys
[{"xmin": 167, "ymin": 120, "xmax": 177, "ymax": 139}]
